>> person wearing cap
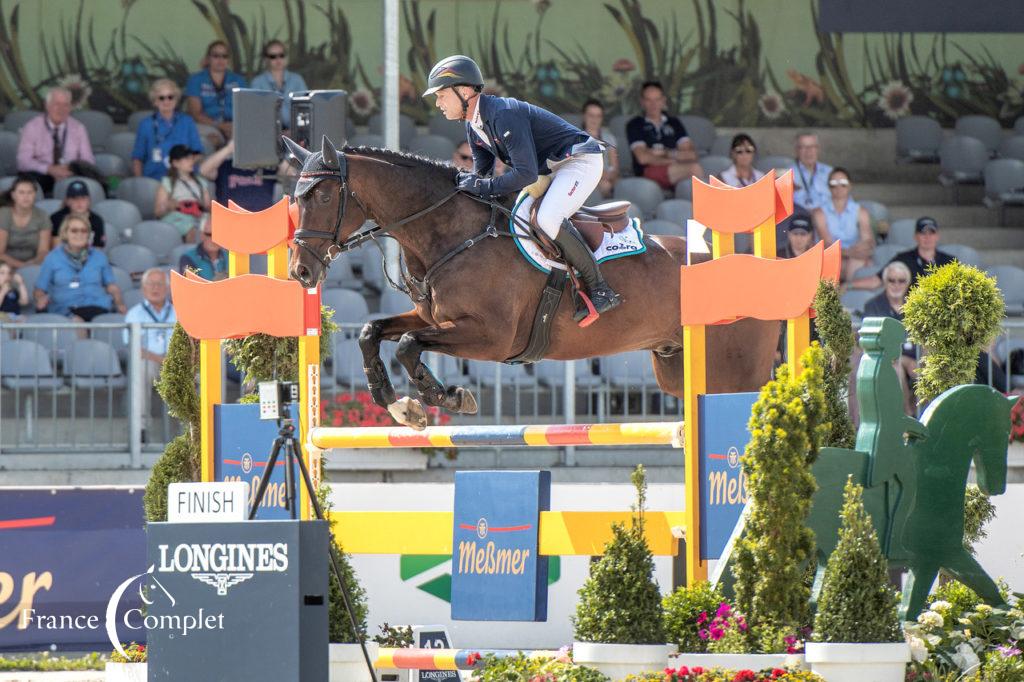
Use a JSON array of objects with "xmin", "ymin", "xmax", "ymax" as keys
[
  {"xmin": 131, "ymin": 78, "xmax": 204, "ymax": 181},
  {"xmin": 850, "ymin": 216, "xmax": 954, "ymax": 291},
  {"xmin": 49, "ymin": 179, "xmax": 106, "ymax": 249},
  {"xmin": 811, "ymin": 166, "xmax": 874, "ymax": 281},
  {"xmin": 779, "ymin": 214, "xmax": 815, "ymax": 259},
  {"xmin": 155, "ymin": 144, "xmax": 211, "ymax": 241},
  {"xmin": 423, "ymin": 54, "xmax": 621, "ymax": 326}
]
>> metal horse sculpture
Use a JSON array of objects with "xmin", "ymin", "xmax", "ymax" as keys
[
  {"xmin": 283, "ymin": 137, "xmax": 780, "ymax": 429},
  {"xmin": 807, "ymin": 317, "xmax": 1016, "ymax": 619}
]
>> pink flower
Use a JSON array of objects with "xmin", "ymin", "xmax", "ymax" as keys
[
  {"xmin": 698, "ymin": 628, "xmax": 709, "ymax": 640},
  {"xmin": 710, "ymin": 626, "xmax": 724, "ymax": 640},
  {"xmin": 696, "ymin": 612, "xmax": 708, "ymax": 625}
]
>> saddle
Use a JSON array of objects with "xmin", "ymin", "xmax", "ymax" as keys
[{"xmin": 524, "ymin": 175, "xmax": 632, "ymax": 251}]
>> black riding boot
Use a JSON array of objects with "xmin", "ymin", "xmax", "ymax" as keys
[{"xmin": 553, "ymin": 220, "xmax": 623, "ymax": 325}]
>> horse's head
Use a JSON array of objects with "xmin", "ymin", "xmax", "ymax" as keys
[
  {"xmin": 282, "ymin": 135, "xmax": 367, "ymax": 288},
  {"xmin": 973, "ymin": 393, "xmax": 1021, "ymax": 496}
]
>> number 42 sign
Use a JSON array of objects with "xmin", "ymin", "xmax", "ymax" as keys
[{"xmin": 411, "ymin": 625, "xmax": 460, "ymax": 681}]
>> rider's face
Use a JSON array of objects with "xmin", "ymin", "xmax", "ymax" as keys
[{"xmin": 434, "ymin": 87, "xmax": 467, "ymax": 121}]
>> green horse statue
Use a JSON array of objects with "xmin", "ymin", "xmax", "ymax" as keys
[{"xmin": 807, "ymin": 316, "xmax": 1016, "ymax": 620}]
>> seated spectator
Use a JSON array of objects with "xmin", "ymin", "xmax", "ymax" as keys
[
  {"xmin": 155, "ymin": 145, "xmax": 211, "ymax": 242},
  {"xmin": 15, "ymin": 87, "xmax": 96, "ymax": 195},
  {"xmin": 178, "ymin": 215, "xmax": 228, "ymax": 281},
  {"xmin": 185, "ymin": 40, "xmax": 247, "ymax": 144},
  {"xmin": 452, "ymin": 141, "xmax": 474, "ymax": 171},
  {"xmin": 198, "ymin": 139, "xmax": 280, "ymax": 212},
  {"xmin": 0, "ymin": 175, "xmax": 50, "ymax": 267},
  {"xmin": 791, "ymin": 132, "xmax": 833, "ymax": 210},
  {"xmin": 0, "ymin": 262, "xmax": 29, "ymax": 320},
  {"xmin": 34, "ymin": 214, "xmax": 125, "ymax": 320},
  {"xmin": 626, "ymin": 81, "xmax": 702, "ymax": 190},
  {"xmin": 124, "ymin": 268, "xmax": 176, "ymax": 439},
  {"xmin": 778, "ymin": 215, "xmax": 814, "ymax": 258},
  {"xmin": 249, "ymin": 40, "xmax": 307, "ymax": 129},
  {"xmin": 850, "ymin": 216, "xmax": 954, "ymax": 291},
  {"xmin": 580, "ymin": 98, "xmax": 620, "ymax": 197},
  {"xmin": 862, "ymin": 260, "xmax": 917, "ymax": 415},
  {"xmin": 49, "ymin": 179, "xmax": 106, "ymax": 249},
  {"xmin": 721, "ymin": 133, "xmax": 765, "ymax": 188},
  {"xmin": 811, "ymin": 167, "xmax": 874, "ymax": 281},
  {"xmin": 131, "ymin": 79, "xmax": 203, "ymax": 181}
]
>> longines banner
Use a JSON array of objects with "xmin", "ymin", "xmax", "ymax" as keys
[{"xmin": 0, "ymin": 488, "xmax": 146, "ymax": 651}]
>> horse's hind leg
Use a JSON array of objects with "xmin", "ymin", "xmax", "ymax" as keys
[
  {"xmin": 393, "ymin": 326, "xmax": 479, "ymax": 430},
  {"xmin": 941, "ymin": 550, "xmax": 1006, "ymax": 608},
  {"xmin": 358, "ymin": 312, "xmax": 429, "ymax": 411}
]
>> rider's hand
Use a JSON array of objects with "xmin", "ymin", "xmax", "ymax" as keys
[{"xmin": 456, "ymin": 171, "xmax": 493, "ymax": 197}]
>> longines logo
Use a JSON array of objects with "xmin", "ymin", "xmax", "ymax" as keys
[
  {"xmin": 156, "ymin": 541, "xmax": 288, "ymax": 595},
  {"xmin": 191, "ymin": 573, "xmax": 253, "ymax": 596}
]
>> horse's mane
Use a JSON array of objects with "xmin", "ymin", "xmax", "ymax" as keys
[{"xmin": 343, "ymin": 145, "xmax": 459, "ymax": 183}]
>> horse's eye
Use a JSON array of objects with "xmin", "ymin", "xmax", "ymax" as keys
[{"xmin": 318, "ymin": 189, "xmax": 332, "ymax": 204}]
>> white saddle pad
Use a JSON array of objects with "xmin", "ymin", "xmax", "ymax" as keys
[{"xmin": 510, "ymin": 212, "xmax": 648, "ymax": 273}]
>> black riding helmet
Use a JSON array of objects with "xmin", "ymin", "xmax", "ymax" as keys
[{"xmin": 423, "ymin": 55, "xmax": 484, "ymax": 119}]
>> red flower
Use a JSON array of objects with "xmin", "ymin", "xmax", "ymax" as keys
[
  {"xmin": 770, "ymin": 669, "xmax": 786, "ymax": 679},
  {"xmin": 731, "ymin": 671, "xmax": 756, "ymax": 682},
  {"xmin": 466, "ymin": 651, "xmax": 482, "ymax": 666}
]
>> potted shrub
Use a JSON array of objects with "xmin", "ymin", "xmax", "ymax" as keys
[
  {"xmin": 106, "ymin": 642, "xmax": 147, "ymax": 682},
  {"xmin": 374, "ymin": 623, "xmax": 414, "ymax": 682},
  {"xmin": 804, "ymin": 479, "xmax": 908, "ymax": 682},
  {"xmin": 572, "ymin": 465, "xmax": 673, "ymax": 679}
]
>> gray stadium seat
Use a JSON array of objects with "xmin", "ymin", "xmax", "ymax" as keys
[
  {"xmin": 680, "ymin": 115, "xmax": 715, "ymax": 156},
  {"xmin": 982, "ymin": 158, "xmax": 1024, "ymax": 225},
  {"xmin": 997, "ymin": 135, "xmax": 1024, "ymax": 162},
  {"xmin": 465, "ymin": 359, "xmax": 532, "ymax": 387},
  {"xmin": 16, "ymin": 263, "xmax": 41, "ymax": 295},
  {"xmin": 858, "ymin": 199, "xmax": 890, "ymax": 238},
  {"xmin": 0, "ymin": 339, "xmax": 64, "ymax": 389},
  {"xmin": 19, "ymin": 313, "xmax": 78, "ymax": 368},
  {"xmin": 54, "ymin": 176, "xmax": 105, "ymax": 204},
  {"xmin": 407, "ymin": 134, "xmax": 456, "ymax": 162},
  {"xmin": 643, "ymin": 219, "xmax": 685, "ymax": 237},
  {"xmin": 368, "ymin": 113, "xmax": 417, "ymax": 150},
  {"xmin": 93, "ymin": 199, "xmax": 143, "ymax": 246},
  {"xmin": 94, "ymin": 152, "xmax": 127, "ymax": 179},
  {"xmin": 0, "ymin": 130, "xmax": 18, "ymax": 175},
  {"xmin": 127, "ymin": 110, "xmax": 155, "ymax": 132},
  {"xmin": 357, "ymin": 248, "xmax": 386, "ymax": 292},
  {"xmin": 655, "ymin": 199, "xmax": 693, "ymax": 225},
  {"xmin": 380, "ymin": 288, "xmax": 413, "ymax": 315},
  {"xmin": 122, "ymin": 288, "xmax": 144, "ymax": 310},
  {"xmin": 90, "ymin": 312, "xmax": 128, "ymax": 360},
  {"xmin": 71, "ymin": 110, "xmax": 114, "ymax": 151},
  {"xmin": 108, "ymin": 243, "xmax": 158, "ymax": 277},
  {"xmin": 674, "ymin": 178, "xmax": 693, "ymax": 200},
  {"xmin": 109, "ymin": 266, "xmax": 134, "ymax": 294},
  {"xmin": 839, "ymin": 290, "xmax": 874, "ymax": 317},
  {"xmin": 34, "ymin": 198, "xmax": 62, "ymax": 216},
  {"xmin": 107, "ymin": 131, "xmax": 138, "ymax": 168},
  {"xmin": 130, "ymin": 220, "xmax": 184, "ymax": 263},
  {"xmin": 872, "ymin": 243, "xmax": 905, "ymax": 267},
  {"xmin": 613, "ymin": 177, "xmax": 663, "ymax": 219},
  {"xmin": 954, "ymin": 115, "xmax": 1002, "ymax": 156},
  {"xmin": 349, "ymin": 133, "xmax": 386, "ymax": 150},
  {"xmin": 332, "ymin": 337, "xmax": 364, "ymax": 387},
  {"xmin": 709, "ymin": 135, "xmax": 733, "ymax": 158},
  {"xmin": 427, "ymin": 115, "xmax": 466, "ymax": 145},
  {"xmin": 994, "ymin": 338, "xmax": 1024, "ymax": 389},
  {"xmin": 896, "ymin": 115, "xmax": 942, "ymax": 163},
  {"xmin": 169, "ymin": 244, "xmax": 192, "ymax": 271},
  {"xmin": 987, "ymin": 265, "xmax": 1024, "ymax": 316},
  {"xmin": 943, "ymin": 244, "xmax": 984, "ymax": 268},
  {"xmin": 754, "ymin": 155, "xmax": 796, "ymax": 174},
  {"xmin": 322, "ymin": 288, "xmax": 370, "ymax": 326},
  {"xmin": 700, "ymin": 155, "xmax": 732, "ymax": 180},
  {"xmin": 322, "ymin": 253, "xmax": 361, "ymax": 290},
  {"xmin": 939, "ymin": 136, "xmax": 988, "ymax": 203},
  {"xmin": 115, "ymin": 177, "xmax": 160, "ymax": 219},
  {"xmin": 3, "ymin": 109, "xmax": 41, "ymax": 133},
  {"xmin": 534, "ymin": 359, "xmax": 603, "ymax": 388},
  {"xmin": 886, "ymin": 218, "xmax": 917, "ymax": 247},
  {"xmin": 64, "ymin": 339, "xmax": 125, "ymax": 389}
]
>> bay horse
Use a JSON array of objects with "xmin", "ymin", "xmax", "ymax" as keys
[{"xmin": 284, "ymin": 136, "xmax": 779, "ymax": 429}]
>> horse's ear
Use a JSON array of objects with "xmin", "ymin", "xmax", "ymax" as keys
[
  {"xmin": 281, "ymin": 136, "xmax": 309, "ymax": 170},
  {"xmin": 321, "ymin": 135, "xmax": 340, "ymax": 170}
]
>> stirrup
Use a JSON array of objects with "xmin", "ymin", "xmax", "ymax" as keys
[{"xmin": 573, "ymin": 290, "xmax": 600, "ymax": 328}]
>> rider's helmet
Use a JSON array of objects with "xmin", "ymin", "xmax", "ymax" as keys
[{"xmin": 422, "ymin": 55, "xmax": 485, "ymax": 97}]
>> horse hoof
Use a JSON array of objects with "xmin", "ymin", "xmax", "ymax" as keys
[
  {"xmin": 457, "ymin": 387, "xmax": 478, "ymax": 415},
  {"xmin": 388, "ymin": 397, "xmax": 428, "ymax": 430}
]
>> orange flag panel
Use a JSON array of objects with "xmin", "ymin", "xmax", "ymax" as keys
[
  {"xmin": 211, "ymin": 198, "xmax": 291, "ymax": 255},
  {"xmin": 693, "ymin": 171, "xmax": 776, "ymax": 234}
]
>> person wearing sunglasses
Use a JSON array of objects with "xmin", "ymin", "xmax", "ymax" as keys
[
  {"xmin": 131, "ymin": 78, "xmax": 204, "ymax": 181},
  {"xmin": 250, "ymin": 40, "xmax": 307, "ymax": 130},
  {"xmin": 721, "ymin": 133, "xmax": 765, "ymax": 188},
  {"xmin": 178, "ymin": 214, "xmax": 228, "ymax": 281},
  {"xmin": 861, "ymin": 260, "xmax": 918, "ymax": 414},
  {"xmin": 850, "ymin": 216, "xmax": 955, "ymax": 292},
  {"xmin": 811, "ymin": 167, "xmax": 874, "ymax": 281},
  {"xmin": 34, "ymin": 214, "xmax": 125, "ymax": 320},
  {"xmin": 185, "ymin": 40, "xmax": 247, "ymax": 142}
]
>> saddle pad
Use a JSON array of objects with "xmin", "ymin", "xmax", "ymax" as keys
[{"xmin": 510, "ymin": 196, "xmax": 648, "ymax": 274}]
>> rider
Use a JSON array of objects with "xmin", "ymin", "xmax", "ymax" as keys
[{"xmin": 422, "ymin": 54, "xmax": 622, "ymax": 326}]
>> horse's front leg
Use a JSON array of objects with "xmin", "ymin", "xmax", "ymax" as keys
[
  {"xmin": 393, "ymin": 324, "xmax": 481, "ymax": 430},
  {"xmin": 357, "ymin": 311, "xmax": 429, "ymax": 411}
]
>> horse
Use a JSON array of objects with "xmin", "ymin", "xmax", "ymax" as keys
[{"xmin": 283, "ymin": 136, "xmax": 781, "ymax": 429}]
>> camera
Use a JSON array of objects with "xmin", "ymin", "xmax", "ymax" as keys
[{"xmin": 258, "ymin": 381, "xmax": 300, "ymax": 421}]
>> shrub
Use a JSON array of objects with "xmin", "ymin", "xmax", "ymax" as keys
[
  {"xmin": 963, "ymin": 484, "xmax": 997, "ymax": 556},
  {"xmin": 471, "ymin": 652, "xmax": 609, "ymax": 681},
  {"xmin": 812, "ymin": 280, "xmax": 855, "ymax": 449},
  {"xmin": 0, "ymin": 653, "xmax": 105, "ymax": 671},
  {"xmin": 663, "ymin": 581, "xmax": 726, "ymax": 653},
  {"xmin": 813, "ymin": 478, "xmax": 901, "ymax": 643},
  {"xmin": 573, "ymin": 465, "xmax": 666, "ymax": 645},
  {"xmin": 927, "ymin": 580, "xmax": 983, "ymax": 624},
  {"xmin": 373, "ymin": 622, "xmax": 413, "ymax": 647},
  {"xmin": 109, "ymin": 643, "xmax": 147, "ymax": 663},
  {"xmin": 733, "ymin": 345, "xmax": 828, "ymax": 650}
]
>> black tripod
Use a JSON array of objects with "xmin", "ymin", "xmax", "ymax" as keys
[{"xmin": 249, "ymin": 418, "xmax": 378, "ymax": 682}]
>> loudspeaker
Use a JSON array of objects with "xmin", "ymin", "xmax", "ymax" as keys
[
  {"xmin": 233, "ymin": 89, "xmax": 282, "ymax": 169},
  {"xmin": 289, "ymin": 90, "xmax": 347, "ymax": 152}
]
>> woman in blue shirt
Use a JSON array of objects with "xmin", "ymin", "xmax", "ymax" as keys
[
  {"xmin": 132, "ymin": 79, "xmax": 203, "ymax": 180},
  {"xmin": 811, "ymin": 167, "xmax": 874, "ymax": 282},
  {"xmin": 249, "ymin": 40, "xmax": 307, "ymax": 129},
  {"xmin": 185, "ymin": 40, "xmax": 247, "ymax": 141},
  {"xmin": 34, "ymin": 214, "xmax": 125, "ymax": 320}
]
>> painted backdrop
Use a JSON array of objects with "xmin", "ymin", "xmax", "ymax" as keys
[{"xmin": 0, "ymin": 0, "xmax": 1020, "ymax": 127}]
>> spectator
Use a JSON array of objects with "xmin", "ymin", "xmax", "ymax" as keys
[
  {"xmin": 626, "ymin": 81, "xmax": 702, "ymax": 190},
  {"xmin": 580, "ymin": 98, "xmax": 619, "ymax": 197},
  {"xmin": 185, "ymin": 40, "xmax": 247, "ymax": 143},
  {"xmin": 131, "ymin": 79, "xmax": 203, "ymax": 181},
  {"xmin": 778, "ymin": 214, "xmax": 814, "ymax": 258},
  {"xmin": 721, "ymin": 133, "xmax": 765, "ymax": 188},
  {"xmin": 811, "ymin": 167, "xmax": 874, "ymax": 281},
  {"xmin": 178, "ymin": 215, "xmax": 228, "ymax": 281},
  {"xmin": 34, "ymin": 214, "xmax": 125, "ymax": 320},
  {"xmin": 155, "ymin": 145, "xmax": 211, "ymax": 242},
  {"xmin": 49, "ymin": 179, "xmax": 106, "ymax": 249},
  {"xmin": 249, "ymin": 40, "xmax": 307, "ymax": 129},
  {"xmin": 198, "ymin": 139, "xmax": 280, "ymax": 211},
  {"xmin": 452, "ymin": 140, "xmax": 474, "ymax": 171},
  {"xmin": 791, "ymin": 132, "xmax": 832, "ymax": 210},
  {"xmin": 15, "ymin": 87, "xmax": 96, "ymax": 196},
  {"xmin": 124, "ymin": 268, "xmax": 176, "ymax": 439},
  {"xmin": 850, "ymin": 216, "xmax": 955, "ymax": 291},
  {"xmin": 0, "ymin": 262, "xmax": 29, "ymax": 319},
  {"xmin": 0, "ymin": 175, "xmax": 50, "ymax": 267},
  {"xmin": 861, "ymin": 260, "xmax": 917, "ymax": 415}
]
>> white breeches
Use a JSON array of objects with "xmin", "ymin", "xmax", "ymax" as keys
[{"xmin": 514, "ymin": 152, "xmax": 604, "ymax": 239}]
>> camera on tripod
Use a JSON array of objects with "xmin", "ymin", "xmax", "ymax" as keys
[
  {"xmin": 258, "ymin": 380, "xmax": 299, "ymax": 421},
  {"xmin": 231, "ymin": 88, "xmax": 348, "ymax": 170}
]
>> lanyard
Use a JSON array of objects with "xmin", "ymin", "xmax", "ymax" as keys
[
  {"xmin": 142, "ymin": 301, "xmax": 171, "ymax": 323},
  {"xmin": 151, "ymin": 113, "xmax": 177, "ymax": 148},
  {"xmin": 173, "ymin": 175, "xmax": 204, "ymax": 202},
  {"xmin": 797, "ymin": 163, "xmax": 816, "ymax": 195}
]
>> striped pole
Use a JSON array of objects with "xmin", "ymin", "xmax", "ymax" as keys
[
  {"xmin": 309, "ymin": 421, "xmax": 684, "ymax": 449},
  {"xmin": 375, "ymin": 648, "xmax": 561, "ymax": 670}
]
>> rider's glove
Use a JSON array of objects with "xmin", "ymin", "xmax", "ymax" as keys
[{"xmin": 456, "ymin": 171, "xmax": 494, "ymax": 197}]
